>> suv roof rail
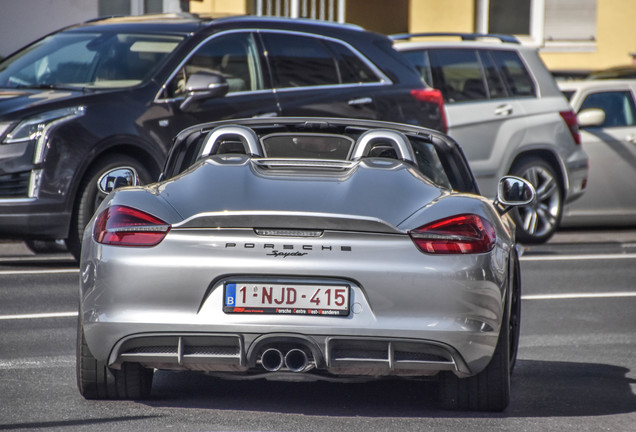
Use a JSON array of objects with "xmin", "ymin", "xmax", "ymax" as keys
[
  {"xmin": 84, "ymin": 15, "xmax": 125, "ymax": 23},
  {"xmin": 390, "ymin": 32, "xmax": 519, "ymax": 44}
]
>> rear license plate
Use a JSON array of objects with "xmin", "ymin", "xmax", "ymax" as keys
[{"xmin": 224, "ymin": 283, "xmax": 349, "ymax": 316}]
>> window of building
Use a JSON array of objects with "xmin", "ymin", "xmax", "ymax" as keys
[
  {"xmin": 98, "ymin": 0, "xmax": 187, "ymax": 16},
  {"xmin": 477, "ymin": 0, "xmax": 597, "ymax": 50},
  {"xmin": 487, "ymin": 0, "xmax": 531, "ymax": 35},
  {"xmin": 254, "ymin": 0, "xmax": 344, "ymax": 22}
]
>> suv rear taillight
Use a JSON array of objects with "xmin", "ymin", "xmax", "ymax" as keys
[
  {"xmin": 559, "ymin": 110, "xmax": 581, "ymax": 145},
  {"xmin": 94, "ymin": 205, "xmax": 170, "ymax": 246},
  {"xmin": 408, "ymin": 214, "xmax": 496, "ymax": 254},
  {"xmin": 411, "ymin": 88, "xmax": 448, "ymax": 133}
]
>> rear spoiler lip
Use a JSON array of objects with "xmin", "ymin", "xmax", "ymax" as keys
[{"xmin": 173, "ymin": 211, "xmax": 404, "ymax": 234}]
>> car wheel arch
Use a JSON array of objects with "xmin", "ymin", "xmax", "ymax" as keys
[
  {"xmin": 507, "ymin": 149, "xmax": 566, "ymax": 195},
  {"xmin": 65, "ymin": 145, "xmax": 161, "ymax": 260},
  {"xmin": 506, "ymin": 150, "xmax": 566, "ymax": 243},
  {"xmin": 66, "ymin": 141, "xmax": 163, "ymax": 209}
]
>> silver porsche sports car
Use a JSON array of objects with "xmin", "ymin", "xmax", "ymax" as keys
[{"xmin": 77, "ymin": 117, "xmax": 535, "ymax": 411}]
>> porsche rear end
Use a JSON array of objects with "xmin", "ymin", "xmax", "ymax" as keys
[{"xmin": 80, "ymin": 197, "xmax": 509, "ymax": 382}]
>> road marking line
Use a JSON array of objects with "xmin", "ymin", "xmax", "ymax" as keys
[
  {"xmin": 0, "ymin": 268, "xmax": 79, "ymax": 275},
  {"xmin": 0, "ymin": 356, "xmax": 74, "ymax": 370},
  {"xmin": 522, "ymin": 292, "xmax": 636, "ymax": 300},
  {"xmin": 520, "ymin": 253, "xmax": 636, "ymax": 261},
  {"xmin": 0, "ymin": 256, "xmax": 73, "ymax": 263},
  {"xmin": 0, "ymin": 311, "xmax": 78, "ymax": 320}
]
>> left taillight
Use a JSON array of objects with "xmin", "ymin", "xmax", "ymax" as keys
[
  {"xmin": 408, "ymin": 214, "xmax": 496, "ymax": 254},
  {"xmin": 93, "ymin": 205, "xmax": 170, "ymax": 247}
]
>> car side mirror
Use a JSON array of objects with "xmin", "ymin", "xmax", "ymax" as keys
[
  {"xmin": 180, "ymin": 71, "xmax": 229, "ymax": 111},
  {"xmin": 577, "ymin": 108, "xmax": 605, "ymax": 128},
  {"xmin": 495, "ymin": 176, "xmax": 536, "ymax": 214},
  {"xmin": 98, "ymin": 167, "xmax": 140, "ymax": 194}
]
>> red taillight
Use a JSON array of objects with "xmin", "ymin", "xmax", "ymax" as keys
[
  {"xmin": 408, "ymin": 214, "xmax": 496, "ymax": 254},
  {"xmin": 559, "ymin": 110, "xmax": 581, "ymax": 145},
  {"xmin": 93, "ymin": 205, "xmax": 170, "ymax": 246},
  {"xmin": 411, "ymin": 88, "xmax": 448, "ymax": 133}
]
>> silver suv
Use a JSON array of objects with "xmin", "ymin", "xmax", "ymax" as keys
[{"xmin": 393, "ymin": 33, "xmax": 589, "ymax": 243}]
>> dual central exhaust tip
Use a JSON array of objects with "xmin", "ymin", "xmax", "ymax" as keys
[{"xmin": 261, "ymin": 348, "xmax": 309, "ymax": 372}]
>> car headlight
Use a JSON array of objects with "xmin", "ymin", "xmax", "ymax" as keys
[{"xmin": 2, "ymin": 106, "xmax": 86, "ymax": 164}]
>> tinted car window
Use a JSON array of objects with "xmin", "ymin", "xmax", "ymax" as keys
[
  {"xmin": 166, "ymin": 32, "xmax": 263, "ymax": 97},
  {"xmin": 400, "ymin": 49, "xmax": 433, "ymax": 86},
  {"xmin": 479, "ymin": 50, "xmax": 507, "ymax": 98},
  {"xmin": 261, "ymin": 33, "xmax": 340, "ymax": 87},
  {"xmin": 580, "ymin": 91, "xmax": 636, "ymax": 127},
  {"xmin": 325, "ymin": 40, "xmax": 378, "ymax": 84},
  {"xmin": 428, "ymin": 49, "xmax": 487, "ymax": 102},
  {"xmin": 410, "ymin": 137, "xmax": 452, "ymax": 189},
  {"xmin": 490, "ymin": 50, "xmax": 535, "ymax": 97}
]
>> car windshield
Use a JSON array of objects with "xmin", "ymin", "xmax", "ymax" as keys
[{"xmin": 0, "ymin": 31, "xmax": 183, "ymax": 90}]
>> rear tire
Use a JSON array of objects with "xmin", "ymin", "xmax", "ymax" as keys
[
  {"xmin": 76, "ymin": 321, "xmax": 153, "ymax": 400},
  {"xmin": 509, "ymin": 157, "xmax": 563, "ymax": 244},
  {"xmin": 438, "ymin": 284, "xmax": 512, "ymax": 411},
  {"xmin": 509, "ymin": 251, "xmax": 521, "ymax": 374},
  {"xmin": 66, "ymin": 154, "xmax": 152, "ymax": 261}
]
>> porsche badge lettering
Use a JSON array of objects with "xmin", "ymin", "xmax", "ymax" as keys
[{"xmin": 224, "ymin": 243, "xmax": 352, "ymax": 257}]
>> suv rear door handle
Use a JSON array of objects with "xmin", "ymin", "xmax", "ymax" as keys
[
  {"xmin": 494, "ymin": 104, "xmax": 513, "ymax": 116},
  {"xmin": 348, "ymin": 97, "xmax": 373, "ymax": 106}
]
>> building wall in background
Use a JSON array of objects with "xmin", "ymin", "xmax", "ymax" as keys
[
  {"xmin": 181, "ymin": 0, "xmax": 636, "ymax": 72},
  {"xmin": 4, "ymin": 0, "xmax": 636, "ymax": 73},
  {"xmin": 541, "ymin": 0, "xmax": 636, "ymax": 71},
  {"xmin": 345, "ymin": 0, "xmax": 408, "ymax": 35},
  {"xmin": 408, "ymin": 0, "xmax": 475, "ymax": 34},
  {"xmin": 189, "ymin": 0, "xmax": 249, "ymax": 16},
  {"xmin": 0, "ymin": 0, "xmax": 97, "ymax": 57}
]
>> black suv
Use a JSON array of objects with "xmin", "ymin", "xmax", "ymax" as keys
[{"xmin": 0, "ymin": 14, "xmax": 445, "ymax": 258}]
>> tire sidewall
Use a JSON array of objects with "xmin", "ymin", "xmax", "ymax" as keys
[{"xmin": 509, "ymin": 157, "xmax": 563, "ymax": 244}]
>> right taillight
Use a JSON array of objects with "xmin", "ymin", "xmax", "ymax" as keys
[
  {"xmin": 408, "ymin": 214, "xmax": 496, "ymax": 254},
  {"xmin": 93, "ymin": 205, "xmax": 170, "ymax": 247},
  {"xmin": 411, "ymin": 88, "xmax": 448, "ymax": 133},
  {"xmin": 559, "ymin": 110, "xmax": 581, "ymax": 145}
]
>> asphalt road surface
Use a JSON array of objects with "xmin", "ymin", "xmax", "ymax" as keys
[{"xmin": 1, "ymin": 230, "xmax": 635, "ymax": 431}]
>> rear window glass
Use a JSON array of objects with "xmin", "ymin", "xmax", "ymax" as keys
[
  {"xmin": 261, "ymin": 134, "xmax": 354, "ymax": 159},
  {"xmin": 400, "ymin": 49, "xmax": 433, "ymax": 86},
  {"xmin": 261, "ymin": 33, "xmax": 339, "ymax": 87},
  {"xmin": 410, "ymin": 137, "xmax": 452, "ymax": 189},
  {"xmin": 490, "ymin": 50, "xmax": 535, "ymax": 97},
  {"xmin": 325, "ymin": 40, "xmax": 379, "ymax": 84}
]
